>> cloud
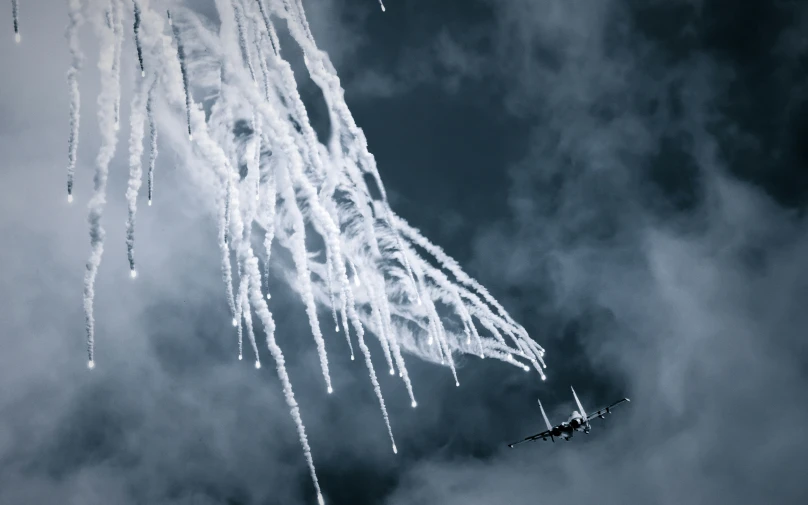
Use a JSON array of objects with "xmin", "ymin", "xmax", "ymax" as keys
[{"xmin": 383, "ymin": 0, "xmax": 808, "ymax": 503}]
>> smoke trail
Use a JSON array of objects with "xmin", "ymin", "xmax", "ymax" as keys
[
  {"xmin": 278, "ymin": 163, "xmax": 333, "ymax": 393},
  {"xmin": 133, "ymin": 0, "xmax": 145, "ymax": 76},
  {"xmin": 170, "ymin": 12, "xmax": 193, "ymax": 141},
  {"xmin": 11, "ymin": 0, "xmax": 19, "ymax": 42},
  {"xmin": 66, "ymin": 0, "xmax": 84, "ymax": 203},
  {"xmin": 242, "ymin": 288, "xmax": 260, "ymax": 367},
  {"xmin": 235, "ymin": 254, "xmax": 245, "ymax": 358},
  {"xmin": 362, "ymin": 270, "xmax": 396, "ymax": 376},
  {"xmin": 111, "ymin": 0, "xmax": 123, "ymax": 131},
  {"xmin": 254, "ymin": 0, "xmax": 279, "ymax": 57},
  {"xmin": 84, "ymin": 7, "xmax": 123, "ymax": 368},
  {"xmin": 243, "ymin": 251, "xmax": 324, "ymax": 505},
  {"xmin": 218, "ymin": 184, "xmax": 237, "ymax": 324},
  {"xmin": 374, "ymin": 273, "xmax": 417, "ymax": 406},
  {"xmin": 125, "ymin": 73, "xmax": 148, "ymax": 277},
  {"xmin": 146, "ymin": 75, "xmax": 158, "ymax": 205},
  {"xmin": 348, "ymin": 257, "xmax": 360, "ymax": 286},
  {"xmin": 378, "ymin": 0, "xmax": 386, "ymax": 13},
  {"xmin": 325, "ymin": 255, "xmax": 347, "ymax": 344},
  {"xmin": 344, "ymin": 275, "xmax": 398, "ymax": 453},
  {"xmin": 231, "ymin": 0, "xmax": 256, "ymax": 84},
  {"xmin": 262, "ymin": 172, "xmax": 276, "ymax": 294},
  {"xmin": 395, "ymin": 215, "xmax": 527, "ymax": 334}
]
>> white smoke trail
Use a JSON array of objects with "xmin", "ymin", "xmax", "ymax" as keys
[
  {"xmin": 378, "ymin": 0, "xmax": 386, "ymax": 13},
  {"xmin": 110, "ymin": 0, "xmax": 123, "ymax": 131},
  {"xmin": 277, "ymin": 161, "xmax": 333, "ymax": 393},
  {"xmin": 344, "ymin": 275, "xmax": 398, "ymax": 453},
  {"xmin": 220, "ymin": 190, "xmax": 238, "ymax": 324},
  {"xmin": 231, "ymin": 0, "xmax": 256, "ymax": 84},
  {"xmin": 125, "ymin": 72, "xmax": 148, "ymax": 277},
  {"xmin": 146, "ymin": 75, "xmax": 158, "ymax": 205},
  {"xmin": 242, "ymin": 286, "xmax": 260, "ymax": 366},
  {"xmin": 66, "ymin": 0, "xmax": 84, "ymax": 203},
  {"xmin": 11, "ymin": 0, "xmax": 19, "ymax": 42},
  {"xmin": 84, "ymin": 6, "xmax": 123, "ymax": 369},
  {"xmin": 235, "ymin": 257, "xmax": 245, "ymax": 355},
  {"xmin": 362, "ymin": 269, "xmax": 396, "ymax": 376},
  {"xmin": 326, "ymin": 253, "xmax": 353, "ymax": 359},
  {"xmin": 373, "ymin": 273, "xmax": 417, "ymax": 406},
  {"xmin": 169, "ymin": 12, "xmax": 192, "ymax": 140},
  {"xmin": 192, "ymin": 55, "xmax": 324, "ymax": 495},
  {"xmin": 133, "ymin": 0, "xmax": 145, "ymax": 77},
  {"xmin": 262, "ymin": 171, "xmax": 277, "ymax": 293},
  {"xmin": 243, "ymin": 250, "xmax": 324, "ymax": 505},
  {"xmin": 280, "ymin": 3, "xmax": 420, "ymax": 299},
  {"xmin": 394, "ymin": 215, "xmax": 528, "ymax": 336}
]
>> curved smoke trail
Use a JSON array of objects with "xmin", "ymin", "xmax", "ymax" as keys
[{"xmin": 84, "ymin": 7, "xmax": 123, "ymax": 368}]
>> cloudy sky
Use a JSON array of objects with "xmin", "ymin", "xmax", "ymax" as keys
[{"xmin": 2, "ymin": 0, "xmax": 808, "ymax": 504}]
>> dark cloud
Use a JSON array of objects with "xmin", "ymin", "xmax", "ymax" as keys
[
  {"xmin": 379, "ymin": 1, "xmax": 808, "ymax": 504},
  {"xmin": 1, "ymin": 1, "xmax": 807, "ymax": 505}
]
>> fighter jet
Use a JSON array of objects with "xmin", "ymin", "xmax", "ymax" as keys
[{"xmin": 507, "ymin": 386, "xmax": 630, "ymax": 448}]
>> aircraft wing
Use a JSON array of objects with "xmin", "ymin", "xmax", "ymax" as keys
[
  {"xmin": 586, "ymin": 398, "xmax": 631, "ymax": 422},
  {"xmin": 507, "ymin": 429, "xmax": 553, "ymax": 448}
]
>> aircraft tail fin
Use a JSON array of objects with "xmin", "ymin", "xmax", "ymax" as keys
[
  {"xmin": 571, "ymin": 386, "xmax": 588, "ymax": 420},
  {"xmin": 538, "ymin": 398, "xmax": 553, "ymax": 432}
]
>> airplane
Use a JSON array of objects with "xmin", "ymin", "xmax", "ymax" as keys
[{"xmin": 507, "ymin": 386, "xmax": 630, "ymax": 448}]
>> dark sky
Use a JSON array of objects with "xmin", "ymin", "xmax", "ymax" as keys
[{"xmin": 2, "ymin": 0, "xmax": 808, "ymax": 504}]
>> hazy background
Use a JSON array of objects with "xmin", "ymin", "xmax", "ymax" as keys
[{"xmin": 1, "ymin": 0, "xmax": 807, "ymax": 504}]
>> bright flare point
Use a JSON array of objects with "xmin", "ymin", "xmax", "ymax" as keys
[
  {"xmin": 231, "ymin": 318, "xmax": 238, "ymax": 327},
  {"xmin": 141, "ymin": 70, "xmax": 145, "ymax": 77},
  {"xmin": 87, "ymin": 360, "xmax": 95, "ymax": 370},
  {"xmin": 327, "ymin": 386, "xmax": 333, "ymax": 394},
  {"xmin": 411, "ymin": 401, "xmax": 417, "ymax": 408},
  {"xmin": 238, "ymin": 354, "xmax": 243, "ymax": 361},
  {"xmin": 67, "ymin": 194, "xmax": 73, "ymax": 203},
  {"xmin": 392, "ymin": 444, "xmax": 397, "ymax": 454},
  {"xmin": 389, "ymin": 368, "xmax": 394, "ymax": 375},
  {"xmin": 130, "ymin": 269, "xmax": 137, "ymax": 279},
  {"xmin": 255, "ymin": 361, "xmax": 261, "ymax": 369},
  {"xmin": 15, "ymin": 33, "xmax": 20, "ymax": 43},
  {"xmin": 147, "ymin": 199, "xmax": 152, "ymax": 206}
]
